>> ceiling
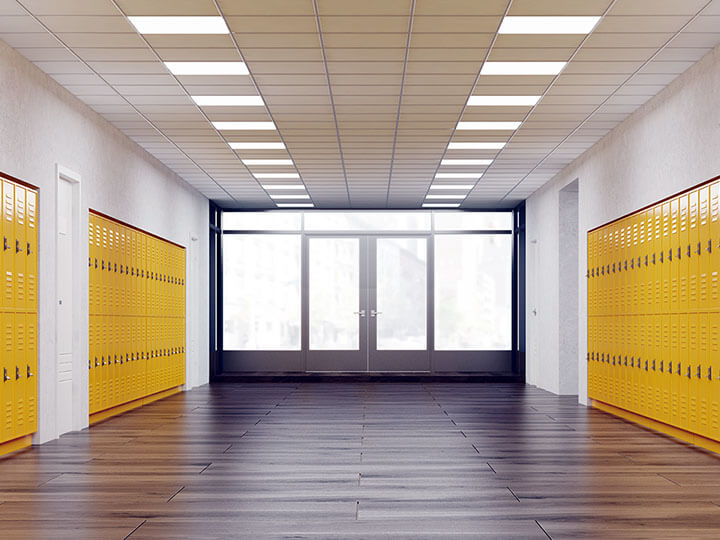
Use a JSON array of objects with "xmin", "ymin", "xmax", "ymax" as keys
[{"xmin": 1, "ymin": 0, "xmax": 719, "ymax": 209}]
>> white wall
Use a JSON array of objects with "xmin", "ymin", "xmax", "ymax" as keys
[
  {"xmin": 526, "ymin": 43, "xmax": 720, "ymax": 403},
  {"xmin": 0, "ymin": 40, "xmax": 210, "ymax": 444}
]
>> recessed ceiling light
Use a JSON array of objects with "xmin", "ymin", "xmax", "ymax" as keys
[
  {"xmin": 456, "ymin": 122, "xmax": 521, "ymax": 130},
  {"xmin": 255, "ymin": 173, "xmax": 300, "ymax": 179},
  {"xmin": 229, "ymin": 142, "xmax": 285, "ymax": 150},
  {"xmin": 277, "ymin": 203, "xmax": 314, "ymax": 208},
  {"xmin": 480, "ymin": 62, "xmax": 566, "ymax": 75},
  {"xmin": 467, "ymin": 95, "xmax": 541, "ymax": 106},
  {"xmin": 269, "ymin": 194, "xmax": 311, "ymax": 200},
  {"xmin": 423, "ymin": 203, "xmax": 461, "ymax": 208},
  {"xmin": 261, "ymin": 184, "xmax": 306, "ymax": 190},
  {"xmin": 213, "ymin": 121, "xmax": 276, "ymax": 130},
  {"xmin": 499, "ymin": 16, "xmax": 601, "ymax": 35},
  {"xmin": 429, "ymin": 184, "xmax": 474, "ymax": 190},
  {"xmin": 435, "ymin": 173, "xmax": 483, "ymax": 179},
  {"xmin": 441, "ymin": 159, "xmax": 493, "ymax": 166},
  {"xmin": 243, "ymin": 159, "xmax": 293, "ymax": 166},
  {"xmin": 426, "ymin": 194, "xmax": 466, "ymax": 200},
  {"xmin": 165, "ymin": 62, "xmax": 248, "ymax": 76},
  {"xmin": 192, "ymin": 95, "xmax": 263, "ymax": 106},
  {"xmin": 448, "ymin": 142, "xmax": 506, "ymax": 150},
  {"xmin": 128, "ymin": 16, "xmax": 230, "ymax": 34}
]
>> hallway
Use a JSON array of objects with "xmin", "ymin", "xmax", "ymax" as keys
[{"xmin": 1, "ymin": 383, "xmax": 719, "ymax": 539}]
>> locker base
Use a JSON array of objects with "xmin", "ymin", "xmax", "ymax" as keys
[
  {"xmin": 89, "ymin": 386, "xmax": 183, "ymax": 425},
  {"xmin": 0, "ymin": 434, "xmax": 33, "ymax": 458},
  {"xmin": 592, "ymin": 400, "xmax": 720, "ymax": 455}
]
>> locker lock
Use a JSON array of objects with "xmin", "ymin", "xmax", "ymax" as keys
[
  {"xmin": 27, "ymin": 365, "xmax": 33, "ymax": 378},
  {"xmin": 3, "ymin": 368, "xmax": 8, "ymax": 382}
]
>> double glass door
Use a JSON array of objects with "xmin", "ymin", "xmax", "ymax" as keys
[{"xmin": 306, "ymin": 236, "xmax": 429, "ymax": 372}]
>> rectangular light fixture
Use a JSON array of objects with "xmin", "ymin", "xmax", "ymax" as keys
[
  {"xmin": 192, "ymin": 95, "xmax": 263, "ymax": 106},
  {"xmin": 467, "ymin": 95, "xmax": 541, "ymax": 106},
  {"xmin": 255, "ymin": 173, "xmax": 300, "ymax": 179},
  {"xmin": 243, "ymin": 159, "xmax": 293, "ymax": 166},
  {"xmin": 440, "ymin": 159, "xmax": 493, "ymax": 166},
  {"xmin": 165, "ymin": 62, "xmax": 248, "ymax": 76},
  {"xmin": 456, "ymin": 122, "xmax": 521, "ymax": 130},
  {"xmin": 426, "ymin": 194, "xmax": 466, "ymax": 200},
  {"xmin": 423, "ymin": 203, "xmax": 460, "ymax": 208},
  {"xmin": 213, "ymin": 121, "xmax": 275, "ymax": 130},
  {"xmin": 436, "ymin": 173, "xmax": 483, "ymax": 179},
  {"xmin": 480, "ymin": 62, "xmax": 566, "ymax": 75},
  {"xmin": 270, "ymin": 194, "xmax": 311, "ymax": 200},
  {"xmin": 128, "ymin": 16, "xmax": 230, "ymax": 34},
  {"xmin": 261, "ymin": 184, "xmax": 306, "ymax": 190},
  {"xmin": 429, "ymin": 184, "xmax": 474, "ymax": 190},
  {"xmin": 229, "ymin": 142, "xmax": 285, "ymax": 150},
  {"xmin": 277, "ymin": 203, "xmax": 314, "ymax": 208},
  {"xmin": 448, "ymin": 142, "xmax": 506, "ymax": 150},
  {"xmin": 499, "ymin": 16, "xmax": 601, "ymax": 35}
]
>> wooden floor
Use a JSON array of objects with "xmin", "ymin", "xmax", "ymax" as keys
[{"xmin": 1, "ymin": 383, "xmax": 720, "ymax": 539}]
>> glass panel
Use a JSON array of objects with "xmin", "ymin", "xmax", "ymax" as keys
[
  {"xmin": 305, "ymin": 212, "xmax": 430, "ymax": 231},
  {"xmin": 223, "ymin": 211, "xmax": 301, "ymax": 231},
  {"xmin": 222, "ymin": 234, "xmax": 301, "ymax": 350},
  {"xmin": 376, "ymin": 238, "xmax": 427, "ymax": 350},
  {"xmin": 309, "ymin": 238, "xmax": 360, "ymax": 350},
  {"xmin": 433, "ymin": 212, "xmax": 513, "ymax": 231},
  {"xmin": 434, "ymin": 234, "xmax": 512, "ymax": 350}
]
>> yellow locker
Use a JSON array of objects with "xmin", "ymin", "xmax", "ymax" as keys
[
  {"xmin": 698, "ymin": 186, "xmax": 710, "ymax": 312},
  {"xmin": 688, "ymin": 189, "xmax": 699, "ymax": 311},
  {"xmin": 1, "ymin": 313, "xmax": 12, "ymax": 441},
  {"xmin": 710, "ymin": 182, "xmax": 720, "ymax": 308},
  {"xmin": 2, "ymin": 181, "xmax": 15, "ymax": 310},
  {"xmin": 26, "ymin": 190, "xmax": 37, "ymax": 312}
]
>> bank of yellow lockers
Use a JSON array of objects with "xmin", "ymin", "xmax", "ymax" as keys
[
  {"xmin": 588, "ymin": 176, "xmax": 720, "ymax": 445},
  {"xmin": 0, "ymin": 175, "xmax": 38, "ymax": 450},
  {"xmin": 88, "ymin": 211, "xmax": 185, "ymax": 418}
]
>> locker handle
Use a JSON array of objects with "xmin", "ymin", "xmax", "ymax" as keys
[
  {"xmin": 15, "ymin": 366, "xmax": 21, "ymax": 380},
  {"xmin": 15, "ymin": 239, "xmax": 21, "ymax": 253},
  {"xmin": 26, "ymin": 242, "xmax": 31, "ymax": 255},
  {"xmin": 3, "ymin": 368, "xmax": 8, "ymax": 382},
  {"xmin": 27, "ymin": 365, "xmax": 33, "ymax": 378}
]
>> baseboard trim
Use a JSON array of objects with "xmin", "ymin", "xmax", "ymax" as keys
[
  {"xmin": 592, "ymin": 399, "xmax": 720, "ymax": 455},
  {"xmin": 89, "ymin": 386, "xmax": 182, "ymax": 425},
  {"xmin": 0, "ymin": 434, "xmax": 33, "ymax": 458}
]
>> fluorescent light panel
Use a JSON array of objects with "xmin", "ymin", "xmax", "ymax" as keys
[
  {"xmin": 423, "ymin": 203, "xmax": 460, "ymax": 208},
  {"xmin": 270, "ymin": 194, "xmax": 311, "ymax": 200},
  {"xmin": 499, "ymin": 16, "xmax": 600, "ymax": 35},
  {"xmin": 128, "ymin": 16, "xmax": 229, "ymax": 34},
  {"xmin": 255, "ymin": 173, "xmax": 300, "ymax": 179},
  {"xmin": 448, "ymin": 142, "xmax": 506, "ymax": 150},
  {"xmin": 165, "ymin": 62, "xmax": 248, "ymax": 75},
  {"xmin": 456, "ymin": 121, "xmax": 521, "ymax": 130},
  {"xmin": 467, "ymin": 95, "xmax": 541, "ymax": 106},
  {"xmin": 481, "ymin": 62, "xmax": 566, "ymax": 75},
  {"xmin": 243, "ymin": 159, "xmax": 293, "ymax": 166},
  {"xmin": 213, "ymin": 121, "xmax": 275, "ymax": 130},
  {"xmin": 436, "ymin": 173, "xmax": 483, "ymax": 179},
  {"xmin": 429, "ymin": 184, "xmax": 474, "ymax": 190},
  {"xmin": 192, "ymin": 95, "xmax": 263, "ymax": 106},
  {"xmin": 229, "ymin": 142, "xmax": 285, "ymax": 150},
  {"xmin": 277, "ymin": 203, "xmax": 314, "ymax": 208},
  {"xmin": 261, "ymin": 184, "xmax": 306, "ymax": 190},
  {"xmin": 441, "ymin": 159, "xmax": 492, "ymax": 166}
]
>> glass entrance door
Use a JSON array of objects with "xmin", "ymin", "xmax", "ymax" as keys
[{"xmin": 306, "ymin": 235, "xmax": 429, "ymax": 372}]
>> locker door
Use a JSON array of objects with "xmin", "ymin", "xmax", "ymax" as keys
[
  {"xmin": 688, "ymin": 190, "xmax": 699, "ymax": 311},
  {"xmin": 13, "ymin": 315, "xmax": 26, "ymax": 438},
  {"xmin": 1, "ymin": 181, "xmax": 14, "ymax": 311},
  {"xmin": 687, "ymin": 313, "xmax": 700, "ymax": 434},
  {"xmin": 670, "ymin": 198, "xmax": 680, "ymax": 308},
  {"xmin": 710, "ymin": 182, "xmax": 720, "ymax": 309},
  {"xmin": 697, "ymin": 313, "xmax": 711, "ymax": 439},
  {"xmin": 25, "ymin": 190, "xmax": 37, "ymax": 312},
  {"xmin": 709, "ymin": 313, "xmax": 720, "ymax": 442},
  {"xmin": 661, "ymin": 202, "xmax": 671, "ymax": 313},
  {"xmin": 698, "ymin": 187, "xmax": 710, "ymax": 312},
  {"xmin": 25, "ymin": 313, "xmax": 37, "ymax": 434},
  {"xmin": 678, "ymin": 314, "xmax": 690, "ymax": 430}
]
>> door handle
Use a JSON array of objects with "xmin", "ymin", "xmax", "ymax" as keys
[
  {"xmin": 370, "ymin": 310, "xmax": 382, "ymax": 317},
  {"xmin": 353, "ymin": 310, "xmax": 366, "ymax": 317}
]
